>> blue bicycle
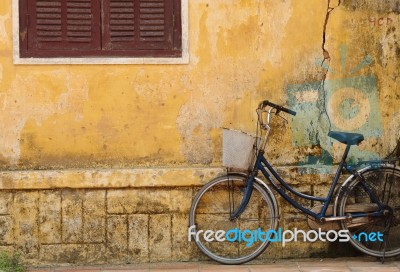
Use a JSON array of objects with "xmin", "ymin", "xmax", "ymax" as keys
[{"xmin": 189, "ymin": 100, "xmax": 400, "ymax": 264}]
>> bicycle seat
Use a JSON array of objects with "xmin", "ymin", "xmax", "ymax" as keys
[{"xmin": 328, "ymin": 131, "xmax": 364, "ymax": 146}]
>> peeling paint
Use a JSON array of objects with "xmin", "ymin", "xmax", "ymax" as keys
[
  {"xmin": 176, "ymin": 1, "xmax": 295, "ymax": 164},
  {"xmin": 380, "ymin": 24, "xmax": 400, "ymax": 68},
  {"xmin": 0, "ymin": 71, "xmax": 88, "ymax": 165},
  {"xmin": 0, "ymin": 13, "xmax": 9, "ymax": 45},
  {"xmin": 342, "ymin": 0, "xmax": 400, "ymax": 14},
  {"xmin": 256, "ymin": 0, "xmax": 293, "ymax": 65},
  {"xmin": 177, "ymin": 103, "xmax": 219, "ymax": 164},
  {"xmin": 0, "ymin": 0, "xmax": 397, "ymax": 171}
]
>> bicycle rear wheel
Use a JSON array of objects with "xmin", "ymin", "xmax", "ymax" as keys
[
  {"xmin": 189, "ymin": 174, "xmax": 278, "ymax": 264},
  {"xmin": 338, "ymin": 166, "xmax": 400, "ymax": 257}
]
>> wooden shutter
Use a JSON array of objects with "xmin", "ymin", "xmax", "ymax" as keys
[
  {"xmin": 24, "ymin": 0, "xmax": 101, "ymax": 55},
  {"xmin": 19, "ymin": 0, "xmax": 182, "ymax": 58},
  {"xmin": 103, "ymin": 0, "xmax": 174, "ymax": 52}
]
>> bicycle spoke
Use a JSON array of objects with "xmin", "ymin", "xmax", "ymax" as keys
[{"xmin": 228, "ymin": 178, "xmax": 234, "ymax": 217}]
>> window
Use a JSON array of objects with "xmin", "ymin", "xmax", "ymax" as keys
[{"xmin": 18, "ymin": 0, "xmax": 182, "ymax": 58}]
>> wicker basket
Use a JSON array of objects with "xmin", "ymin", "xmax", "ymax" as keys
[{"xmin": 222, "ymin": 128, "xmax": 258, "ymax": 170}]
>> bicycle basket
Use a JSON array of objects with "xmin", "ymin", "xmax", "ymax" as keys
[{"xmin": 222, "ymin": 128, "xmax": 258, "ymax": 170}]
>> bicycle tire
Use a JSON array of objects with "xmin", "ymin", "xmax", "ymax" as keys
[
  {"xmin": 337, "ymin": 165, "xmax": 400, "ymax": 257},
  {"xmin": 189, "ymin": 174, "xmax": 278, "ymax": 264}
]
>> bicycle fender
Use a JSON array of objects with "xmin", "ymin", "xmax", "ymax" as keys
[
  {"xmin": 332, "ymin": 163, "xmax": 399, "ymax": 216},
  {"xmin": 254, "ymin": 176, "xmax": 280, "ymax": 221}
]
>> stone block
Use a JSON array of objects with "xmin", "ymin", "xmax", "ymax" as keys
[
  {"xmin": 257, "ymin": 241, "xmax": 283, "ymax": 260},
  {"xmin": 169, "ymin": 188, "xmax": 192, "ymax": 214},
  {"xmin": 149, "ymin": 214, "xmax": 171, "ymax": 262},
  {"xmin": 0, "ymin": 192, "xmax": 13, "ymax": 215},
  {"xmin": 0, "ymin": 216, "xmax": 13, "ymax": 245},
  {"xmin": 86, "ymin": 243, "xmax": 107, "ymax": 265},
  {"xmin": 83, "ymin": 190, "xmax": 106, "ymax": 243},
  {"xmin": 62, "ymin": 190, "xmax": 83, "ymax": 243},
  {"xmin": 39, "ymin": 190, "xmax": 61, "ymax": 244},
  {"xmin": 171, "ymin": 214, "xmax": 199, "ymax": 261},
  {"xmin": 39, "ymin": 244, "xmax": 86, "ymax": 264},
  {"xmin": 107, "ymin": 188, "xmax": 191, "ymax": 214},
  {"xmin": 128, "ymin": 214, "xmax": 149, "ymax": 263},
  {"xmin": 13, "ymin": 191, "xmax": 39, "ymax": 259},
  {"xmin": 107, "ymin": 215, "xmax": 128, "ymax": 263},
  {"xmin": 313, "ymin": 183, "xmax": 332, "ymax": 198},
  {"xmin": 107, "ymin": 190, "xmax": 142, "ymax": 214},
  {"xmin": 279, "ymin": 185, "xmax": 312, "ymax": 214}
]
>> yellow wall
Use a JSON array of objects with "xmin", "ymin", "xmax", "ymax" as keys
[{"xmin": 0, "ymin": 0, "xmax": 399, "ymax": 171}]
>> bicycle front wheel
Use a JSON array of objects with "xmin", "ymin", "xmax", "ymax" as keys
[
  {"xmin": 338, "ymin": 166, "xmax": 400, "ymax": 257},
  {"xmin": 189, "ymin": 174, "xmax": 278, "ymax": 264}
]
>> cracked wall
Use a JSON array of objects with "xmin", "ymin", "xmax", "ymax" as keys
[
  {"xmin": 325, "ymin": 0, "xmax": 400, "ymax": 162},
  {"xmin": 0, "ymin": 0, "xmax": 335, "ymax": 170},
  {"xmin": 287, "ymin": 0, "xmax": 400, "ymax": 167},
  {"xmin": 0, "ymin": 1, "xmax": 327, "ymax": 169}
]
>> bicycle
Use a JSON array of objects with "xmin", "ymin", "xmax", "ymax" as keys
[{"xmin": 189, "ymin": 100, "xmax": 400, "ymax": 264}]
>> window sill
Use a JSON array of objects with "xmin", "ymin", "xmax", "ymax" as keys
[{"xmin": 13, "ymin": 54, "xmax": 189, "ymax": 65}]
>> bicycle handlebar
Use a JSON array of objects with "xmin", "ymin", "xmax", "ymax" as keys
[{"xmin": 258, "ymin": 100, "xmax": 296, "ymax": 116}]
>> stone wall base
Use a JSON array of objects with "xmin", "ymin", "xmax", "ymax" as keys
[{"xmin": 0, "ymin": 167, "xmax": 356, "ymax": 265}]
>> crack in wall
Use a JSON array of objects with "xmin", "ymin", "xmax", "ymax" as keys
[{"xmin": 318, "ymin": 0, "xmax": 342, "ymax": 134}]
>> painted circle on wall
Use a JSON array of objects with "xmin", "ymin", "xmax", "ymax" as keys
[{"xmin": 327, "ymin": 87, "xmax": 370, "ymax": 131}]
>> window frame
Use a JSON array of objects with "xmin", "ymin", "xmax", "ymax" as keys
[{"xmin": 12, "ymin": 0, "xmax": 189, "ymax": 65}]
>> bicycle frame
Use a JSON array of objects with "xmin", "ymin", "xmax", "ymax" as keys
[
  {"xmin": 230, "ymin": 148, "xmax": 344, "ymax": 220},
  {"xmin": 230, "ymin": 107, "xmax": 386, "ymax": 222},
  {"xmin": 231, "ymin": 148, "xmax": 387, "ymax": 222}
]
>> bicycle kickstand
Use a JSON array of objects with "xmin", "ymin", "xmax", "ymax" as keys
[
  {"xmin": 379, "ymin": 241, "xmax": 386, "ymax": 264},
  {"xmin": 379, "ymin": 208, "xmax": 393, "ymax": 264}
]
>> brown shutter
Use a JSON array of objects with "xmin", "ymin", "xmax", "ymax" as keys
[
  {"xmin": 103, "ymin": 0, "xmax": 174, "ymax": 52},
  {"xmin": 26, "ymin": 0, "xmax": 101, "ymax": 54},
  {"xmin": 20, "ymin": 0, "xmax": 182, "ymax": 58}
]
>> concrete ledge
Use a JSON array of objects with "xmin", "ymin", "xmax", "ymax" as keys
[
  {"xmin": 0, "ymin": 165, "xmax": 338, "ymax": 190},
  {"xmin": 0, "ymin": 167, "xmax": 226, "ymax": 190}
]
